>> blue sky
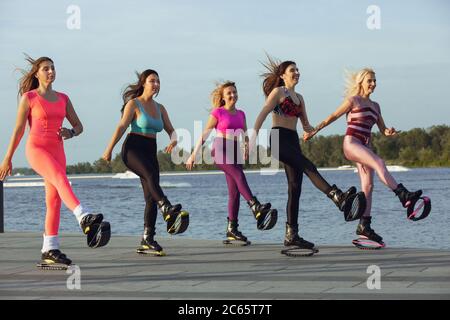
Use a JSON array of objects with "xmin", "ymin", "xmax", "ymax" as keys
[{"xmin": 1, "ymin": 0, "xmax": 449, "ymax": 167}]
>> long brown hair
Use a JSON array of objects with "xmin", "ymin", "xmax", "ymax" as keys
[
  {"xmin": 18, "ymin": 55, "xmax": 54, "ymax": 97},
  {"xmin": 210, "ymin": 81, "xmax": 236, "ymax": 109},
  {"xmin": 261, "ymin": 55, "xmax": 296, "ymax": 97},
  {"xmin": 121, "ymin": 69, "xmax": 159, "ymax": 113}
]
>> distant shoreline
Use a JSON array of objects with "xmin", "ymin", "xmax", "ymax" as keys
[
  {"xmin": 4, "ymin": 167, "xmax": 363, "ymax": 181},
  {"xmin": 5, "ymin": 166, "xmax": 450, "ymax": 182}
]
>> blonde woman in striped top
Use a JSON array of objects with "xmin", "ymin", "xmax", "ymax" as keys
[{"xmin": 304, "ymin": 68, "xmax": 423, "ymax": 246}]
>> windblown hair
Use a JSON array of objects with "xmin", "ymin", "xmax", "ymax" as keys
[
  {"xmin": 18, "ymin": 54, "xmax": 54, "ymax": 97},
  {"xmin": 121, "ymin": 69, "xmax": 159, "ymax": 114},
  {"xmin": 261, "ymin": 54, "xmax": 295, "ymax": 97},
  {"xmin": 344, "ymin": 68, "xmax": 375, "ymax": 98},
  {"xmin": 210, "ymin": 81, "xmax": 236, "ymax": 109}
]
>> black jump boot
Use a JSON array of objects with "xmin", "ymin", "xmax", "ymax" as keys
[
  {"xmin": 284, "ymin": 223, "xmax": 315, "ymax": 249},
  {"xmin": 157, "ymin": 196, "xmax": 189, "ymax": 235},
  {"xmin": 37, "ymin": 249, "xmax": 72, "ymax": 270},
  {"xmin": 394, "ymin": 183, "xmax": 422, "ymax": 208},
  {"xmin": 80, "ymin": 213, "xmax": 111, "ymax": 248},
  {"xmin": 356, "ymin": 217, "xmax": 383, "ymax": 242},
  {"xmin": 327, "ymin": 184, "xmax": 366, "ymax": 221},
  {"xmin": 281, "ymin": 223, "xmax": 318, "ymax": 257},
  {"xmin": 247, "ymin": 196, "xmax": 278, "ymax": 230},
  {"xmin": 136, "ymin": 227, "xmax": 165, "ymax": 256},
  {"xmin": 223, "ymin": 218, "xmax": 250, "ymax": 246},
  {"xmin": 352, "ymin": 216, "xmax": 385, "ymax": 250},
  {"xmin": 394, "ymin": 184, "xmax": 431, "ymax": 221}
]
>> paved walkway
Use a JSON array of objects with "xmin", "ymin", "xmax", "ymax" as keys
[{"xmin": 0, "ymin": 232, "xmax": 449, "ymax": 300}]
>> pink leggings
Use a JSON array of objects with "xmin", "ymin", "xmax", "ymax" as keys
[
  {"xmin": 26, "ymin": 135, "xmax": 80, "ymax": 236},
  {"xmin": 343, "ymin": 135, "xmax": 398, "ymax": 217},
  {"xmin": 213, "ymin": 137, "xmax": 253, "ymax": 221}
]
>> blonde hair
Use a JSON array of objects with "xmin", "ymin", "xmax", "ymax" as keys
[
  {"xmin": 210, "ymin": 81, "xmax": 236, "ymax": 109},
  {"xmin": 344, "ymin": 68, "xmax": 375, "ymax": 98}
]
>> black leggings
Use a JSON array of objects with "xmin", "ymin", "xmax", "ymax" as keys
[
  {"xmin": 270, "ymin": 127, "xmax": 332, "ymax": 225},
  {"xmin": 121, "ymin": 133, "xmax": 164, "ymax": 229}
]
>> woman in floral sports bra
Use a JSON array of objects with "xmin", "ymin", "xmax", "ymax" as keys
[
  {"xmin": 305, "ymin": 68, "xmax": 427, "ymax": 249},
  {"xmin": 252, "ymin": 56, "xmax": 366, "ymax": 256}
]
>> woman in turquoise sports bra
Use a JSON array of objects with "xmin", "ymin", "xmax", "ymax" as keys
[{"xmin": 103, "ymin": 69, "xmax": 189, "ymax": 256}]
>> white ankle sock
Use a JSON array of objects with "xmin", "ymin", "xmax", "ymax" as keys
[
  {"xmin": 41, "ymin": 235, "xmax": 60, "ymax": 253},
  {"xmin": 73, "ymin": 204, "xmax": 89, "ymax": 224}
]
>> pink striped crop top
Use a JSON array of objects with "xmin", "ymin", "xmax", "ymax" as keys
[
  {"xmin": 345, "ymin": 96, "xmax": 380, "ymax": 145},
  {"xmin": 210, "ymin": 107, "xmax": 246, "ymax": 135}
]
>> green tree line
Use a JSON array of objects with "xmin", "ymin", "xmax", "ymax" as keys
[
  {"xmin": 301, "ymin": 125, "xmax": 450, "ymax": 167},
  {"xmin": 11, "ymin": 125, "xmax": 450, "ymax": 176}
]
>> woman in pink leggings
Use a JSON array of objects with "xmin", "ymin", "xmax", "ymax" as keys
[
  {"xmin": 186, "ymin": 81, "xmax": 277, "ymax": 245},
  {"xmin": 304, "ymin": 68, "xmax": 423, "ymax": 246},
  {"xmin": 0, "ymin": 56, "xmax": 110, "ymax": 269}
]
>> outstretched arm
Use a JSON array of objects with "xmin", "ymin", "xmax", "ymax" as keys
[
  {"xmin": 186, "ymin": 115, "xmax": 217, "ymax": 170},
  {"xmin": 102, "ymin": 101, "xmax": 136, "ymax": 162},
  {"xmin": 0, "ymin": 95, "xmax": 30, "ymax": 180},
  {"xmin": 304, "ymin": 98, "xmax": 352, "ymax": 141}
]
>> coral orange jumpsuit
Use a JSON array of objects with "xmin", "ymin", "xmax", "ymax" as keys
[{"xmin": 24, "ymin": 90, "xmax": 81, "ymax": 236}]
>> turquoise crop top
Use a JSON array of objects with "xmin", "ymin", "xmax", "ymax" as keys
[{"xmin": 130, "ymin": 99, "xmax": 164, "ymax": 135}]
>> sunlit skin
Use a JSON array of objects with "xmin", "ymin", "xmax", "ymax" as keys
[
  {"xmin": 222, "ymin": 85, "xmax": 238, "ymax": 109},
  {"xmin": 135, "ymin": 74, "xmax": 161, "ymax": 121},
  {"xmin": 36, "ymin": 61, "xmax": 56, "ymax": 90},
  {"xmin": 102, "ymin": 73, "xmax": 178, "ymax": 163},
  {"xmin": 280, "ymin": 64, "xmax": 300, "ymax": 89},
  {"xmin": 142, "ymin": 73, "xmax": 160, "ymax": 97},
  {"xmin": 361, "ymin": 73, "xmax": 376, "ymax": 98}
]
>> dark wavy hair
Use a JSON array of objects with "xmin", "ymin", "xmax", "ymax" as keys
[
  {"xmin": 121, "ymin": 69, "xmax": 159, "ymax": 114},
  {"xmin": 261, "ymin": 55, "xmax": 295, "ymax": 97}
]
